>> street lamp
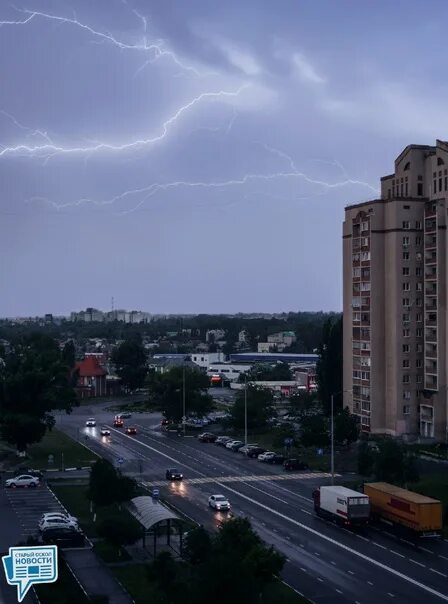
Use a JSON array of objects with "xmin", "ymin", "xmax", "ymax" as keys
[
  {"xmin": 182, "ymin": 366, "xmax": 186, "ymax": 436},
  {"xmin": 330, "ymin": 389, "xmax": 352, "ymax": 485},
  {"xmin": 244, "ymin": 373, "xmax": 248, "ymax": 445}
]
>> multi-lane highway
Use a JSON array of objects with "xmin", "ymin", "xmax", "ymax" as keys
[{"xmin": 55, "ymin": 402, "xmax": 448, "ymax": 604}]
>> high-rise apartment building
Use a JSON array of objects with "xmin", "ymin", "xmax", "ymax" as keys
[{"xmin": 343, "ymin": 139, "xmax": 448, "ymax": 441}]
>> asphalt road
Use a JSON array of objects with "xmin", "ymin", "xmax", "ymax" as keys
[{"xmin": 54, "ymin": 402, "xmax": 448, "ymax": 604}]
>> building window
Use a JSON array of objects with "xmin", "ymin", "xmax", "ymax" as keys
[
  {"xmin": 416, "ymin": 313, "xmax": 422, "ymax": 322},
  {"xmin": 402, "ymin": 313, "xmax": 410, "ymax": 322},
  {"xmin": 402, "ymin": 282, "xmax": 410, "ymax": 291},
  {"xmin": 417, "ymin": 183, "xmax": 423, "ymax": 196},
  {"xmin": 415, "ymin": 220, "xmax": 422, "ymax": 229},
  {"xmin": 403, "ymin": 251, "xmax": 410, "ymax": 260},
  {"xmin": 416, "ymin": 328, "xmax": 423, "ymax": 337},
  {"xmin": 417, "ymin": 343, "xmax": 423, "ymax": 353},
  {"xmin": 416, "ymin": 359, "xmax": 422, "ymax": 369},
  {"xmin": 402, "ymin": 267, "xmax": 410, "ymax": 276},
  {"xmin": 439, "ymin": 178, "xmax": 443, "ymax": 192},
  {"xmin": 402, "ymin": 236, "xmax": 410, "ymax": 246},
  {"xmin": 416, "ymin": 267, "xmax": 422, "ymax": 277},
  {"xmin": 403, "ymin": 375, "xmax": 410, "ymax": 384},
  {"xmin": 402, "ymin": 221, "xmax": 410, "ymax": 229},
  {"xmin": 417, "ymin": 375, "xmax": 423, "ymax": 384},
  {"xmin": 416, "ymin": 282, "xmax": 423, "ymax": 291},
  {"xmin": 353, "ymin": 267, "xmax": 361, "ymax": 278},
  {"xmin": 416, "ymin": 236, "xmax": 422, "ymax": 245},
  {"xmin": 416, "ymin": 297, "xmax": 422, "ymax": 306},
  {"xmin": 403, "ymin": 359, "xmax": 410, "ymax": 368},
  {"xmin": 403, "ymin": 391, "xmax": 411, "ymax": 400},
  {"xmin": 402, "ymin": 298, "xmax": 410, "ymax": 307},
  {"xmin": 403, "ymin": 405, "xmax": 410, "ymax": 414},
  {"xmin": 403, "ymin": 344, "xmax": 410, "ymax": 353},
  {"xmin": 433, "ymin": 180, "xmax": 437, "ymax": 194},
  {"xmin": 402, "ymin": 328, "xmax": 410, "ymax": 337},
  {"xmin": 445, "ymin": 177, "xmax": 447, "ymax": 191},
  {"xmin": 361, "ymin": 252, "xmax": 370, "ymax": 261}
]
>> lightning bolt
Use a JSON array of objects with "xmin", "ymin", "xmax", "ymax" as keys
[
  {"xmin": 0, "ymin": 85, "xmax": 249, "ymax": 158},
  {"xmin": 0, "ymin": 7, "xmax": 202, "ymax": 76},
  {"xmin": 0, "ymin": 110, "xmax": 54, "ymax": 145}
]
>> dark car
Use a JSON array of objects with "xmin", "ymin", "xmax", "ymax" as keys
[
  {"xmin": 126, "ymin": 427, "xmax": 137, "ymax": 435},
  {"xmin": 247, "ymin": 447, "xmax": 267, "ymax": 459},
  {"xmin": 198, "ymin": 432, "xmax": 217, "ymax": 443},
  {"xmin": 283, "ymin": 459, "xmax": 310, "ymax": 471},
  {"xmin": 41, "ymin": 527, "xmax": 85, "ymax": 548},
  {"xmin": 166, "ymin": 468, "xmax": 183, "ymax": 480},
  {"xmin": 113, "ymin": 417, "xmax": 124, "ymax": 427},
  {"xmin": 265, "ymin": 454, "xmax": 285, "ymax": 465},
  {"xmin": 118, "ymin": 412, "xmax": 132, "ymax": 419}
]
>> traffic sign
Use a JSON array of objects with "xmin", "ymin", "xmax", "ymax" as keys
[
  {"xmin": 181, "ymin": 416, "xmax": 187, "ymax": 423},
  {"xmin": 117, "ymin": 458, "xmax": 124, "ymax": 465}
]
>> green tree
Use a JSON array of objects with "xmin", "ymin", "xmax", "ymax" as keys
[
  {"xmin": 242, "ymin": 362, "xmax": 292, "ymax": 382},
  {"xmin": 229, "ymin": 386, "xmax": 274, "ymax": 431},
  {"xmin": 147, "ymin": 551, "xmax": 185, "ymax": 602},
  {"xmin": 289, "ymin": 391, "xmax": 318, "ymax": 418},
  {"xmin": 334, "ymin": 407, "xmax": 359, "ymax": 446},
  {"xmin": 88, "ymin": 459, "xmax": 137, "ymax": 506},
  {"xmin": 0, "ymin": 334, "xmax": 77, "ymax": 453},
  {"xmin": 147, "ymin": 367, "xmax": 213, "ymax": 423},
  {"xmin": 357, "ymin": 440, "xmax": 375, "ymax": 476},
  {"xmin": 111, "ymin": 339, "xmax": 147, "ymax": 392},
  {"xmin": 373, "ymin": 439, "xmax": 419, "ymax": 485},
  {"xmin": 61, "ymin": 340, "xmax": 76, "ymax": 368},
  {"xmin": 300, "ymin": 414, "xmax": 329, "ymax": 448},
  {"xmin": 97, "ymin": 517, "xmax": 141, "ymax": 557},
  {"xmin": 183, "ymin": 526, "xmax": 212, "ymax": 565},
  {"xmin": 316, "ymin": 316, "xmax": 343, "ymax": 416}
]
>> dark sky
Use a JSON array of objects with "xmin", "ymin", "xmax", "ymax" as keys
[{"xmin": 1, "ymin": 0, "xmax": 447, "ymax": 317}]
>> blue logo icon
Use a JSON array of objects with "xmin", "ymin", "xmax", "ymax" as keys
[{"xmin": 2, "ymin": 545, "xmax": 58, "ymax": 602}]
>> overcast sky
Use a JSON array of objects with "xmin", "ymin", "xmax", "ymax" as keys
[{"xmin": 1, "ymin": 0, "xmax": 446, "ymax": 317}]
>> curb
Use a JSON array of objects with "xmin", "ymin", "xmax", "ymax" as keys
[{"xmin": 45, "ymin": 466, "xmax": 92, "ymax": 473}]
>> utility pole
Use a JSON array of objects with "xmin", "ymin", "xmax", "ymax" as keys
[
  {"xmin": 182, "ymin": 365, "xmax": 186, "ymax": 436},
  {"xmin": 244, "ymin": 373, "xmax": 248, "ymax": 445}
]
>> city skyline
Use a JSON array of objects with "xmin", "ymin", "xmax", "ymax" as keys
[{"xmin": 2, "ymin": 1, "xmax": 448, "ymax": 316}]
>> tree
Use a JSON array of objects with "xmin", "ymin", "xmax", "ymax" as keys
[
  {"xmin": 147, "ymin": 551, "xmax": 185, "ymax": 602},
  {"xmin": 300, "ymin": 414, "xmax": 329, "ymax": 448},
  {"xmin": 183, "ymin": 526, "xmax": 212, "ymax": 565},
  {"xmin": 357, "ymin": 440, "xmax": 375, "ymax": 477},
  {"xmin": 239, "ymin": 362, "xmax": 292, "ymax": 383},
  {"xmin": 147, "ymin": 366, "xmax": 213, "ymax": 423},
  {"xmin": 88, "ymin": 459, "xmax": 137, "ymax": 506},
  {"xmin": 316, "ymin": 316, "xmax": 343, "ymax": 416},
  {"xmin": 334, "ymin": 407, "xmax": 359, "ymax": 446},
  {"xmin": 289, "ymin": 391, "xmax": 318, "ymax": 418},
  {"xmin": 229, "ymin": 386, "xmax": 274, "ymax": 431},
  {"xmin": 373, "ymin": 439, "xmax": 419, "ymax": 485},
  {"xmin": 111, "ymin": 339, "xmax": 147, "ymax": 392},
  {"xmin": 0, "ymin": 334, "xmax": 77, "ymax": 453},
  {"xmin": 97, "ymin": 517, "xmax": 141, "ymax": 556},
  {"xmin": 61, "ymin": 340, "xmax": 76, "ymax": 368}
]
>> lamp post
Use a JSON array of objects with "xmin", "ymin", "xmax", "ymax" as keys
[
  {"xmin": 330, "ymin": 393, "xmax": 335, "ymax": 484},
  {"xmin": 182, "ymin": 366, "xmax": 186, "ymax": 436},
  {"xmin": 244, "ymin": 373, "xmax": 248, "ymax": 445}
]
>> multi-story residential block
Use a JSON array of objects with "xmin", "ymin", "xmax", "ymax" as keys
[{"xmin": 343, "ymin": 139, "xmax": 448, "ymax": 441}]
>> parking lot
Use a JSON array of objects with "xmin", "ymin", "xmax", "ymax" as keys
[{"xmin": 5, "ymin": 483, "xmax": 72, "ymax": 541}]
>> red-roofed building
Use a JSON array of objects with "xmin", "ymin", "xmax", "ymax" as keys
[{"xmin": 74, "ymin": 356, "xmax": 107, "ymax": 398}]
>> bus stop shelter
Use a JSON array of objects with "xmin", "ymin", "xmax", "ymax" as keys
[{"xmin": 128, "ymin": 496, "xmax": 189, "ymax": 557}]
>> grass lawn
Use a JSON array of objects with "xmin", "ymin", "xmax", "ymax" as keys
[
  {"xmin": 34, "ymin": 559, "xmax": 90, "ymax": 604},
  {"xmin": 112, "ymin": 564, "xmax": 161, "ymax": 604},
  {"xmin": 94, "ymin": 540, "xmax": 131, "ymax": 563},
  {"xmin": 52, "ymin": 485, "xmax": 141, "ymax": 538},
  {"xmin": 27, "ymin": 429, "xmax": 98, "ymax": 470},
  {"xmin": 410, "ymin": 473, "xmax": 448, "ymax": 536},
  {"xmin": 262, "ymin": 580, "xmax": 310, "ymax": 604}
]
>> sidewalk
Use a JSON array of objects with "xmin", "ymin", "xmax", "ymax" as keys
[{"xmin": 63, "ymin": 549, "xmax": 134, "ymax": 604}]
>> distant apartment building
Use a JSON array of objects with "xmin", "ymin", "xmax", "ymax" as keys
[
  {"xmin": 70, "ymin": 308, "xmax": 150, "ymax": 323},
  {"xmin": 267, "ymin": 331, "xmax": 297, "ymax": 346},
  {"xmin": 343, "ymin": 139, "xmax": 448, "ymax": 441},
  {"xmin": 190, "ymin": 352, "xmax": 226, "ymax": 369},
  {"xmin": 206, "ymin": 329, "xmax": 226, "ymax": 343}
]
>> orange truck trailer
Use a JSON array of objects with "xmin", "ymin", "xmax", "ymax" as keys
[{"xmin": 363, "ymin": 482, "xmax": 443, "ymax": 538}]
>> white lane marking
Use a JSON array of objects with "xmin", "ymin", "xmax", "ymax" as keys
[
  {"xmin": 356, "ymin": 534, "xmax": 370, "ymax": 542},
  {"xmin": 335, "ymin": 588, "xmax": 343, "ymax": 594},
  {"xmin": 388, "ymin": 593, "xmax": 395, "ymax": 598},
  {"xmin": 368, "ymin": 581, "xmax": 374, "ymax": 586},
  {"xmin": 430, "ymin": 568, "xmax": 447, "ymax": 578},
  {"xmin": 348, "ymin": 570, "xmax": 355, "ymax": 575},
  {"xmin": 389, "ymin": 550, "xmax": 405, "ymax": 559},
  {"xmin": 109, "ymin": 428, "xmax": 448, "ymax": 602},
  {"xmin": 409, "ymin": 559, "xmax": 426, "ymax": 568},
  {"xmin": 420, "ymin": 547, "xmax": 434, "ymax": 554},
  {"xmin": 330, "ymin": 561, "xmax": 336, "ymax": 565},
  {"xmin": 372, "ymin": 542, "xmax": 387, "ymax": 550},
  {"xmin": 317, "ymin": 577, "xmax": 324, "ymax": 582},
  {"xmin": 438, "ymin": 555, "xmax": 448, "ymax": 562},
  {"xmin": 300, "ymin": 567, "xmax": 307, "ymax": 573},
  {"xmin": 300, "ymin": 508, "xmax": 312, "ymax": 515},
  {"xmin": 280, "ymin": 580, "xmax": 306, "ymax": 599}
]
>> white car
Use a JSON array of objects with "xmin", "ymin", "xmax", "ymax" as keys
[
  {"xmin": 208, "ymin": 494, "xmax": 231, "ymax": 511},
  {"xmin": 38, "ymin": 513, "xmax": 78, "ymax": 531},
  {"xmin": 225, "ymin": 440, "xmax": 240, "ymax": 449},
  {"xmin": 258, "ymin": 451, "xmax": 276, "ymax": 462},
  {"xmin": 100, "ymin": 427, "xmax": 111, "ymax": 436},
  {"xmin": 5, "ymin": 474, "xmax": 40, "ymax": 488},
  {"xmin": 85, "ymin": 418, "xmax": 96, "ymax": 427}
]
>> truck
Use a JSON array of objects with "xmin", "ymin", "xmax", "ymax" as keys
[
  {"xmin": 312, "ymin": 485, "xmax": 370, "ymax": 527},
  {"xmin": 363, "ymin": 482, "xmax": 442, "ymax": 538}
]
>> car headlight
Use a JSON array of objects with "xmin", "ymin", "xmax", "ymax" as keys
[{"xmin": 179, "ymin": 474, "xmax": 183, "ymax": 478}]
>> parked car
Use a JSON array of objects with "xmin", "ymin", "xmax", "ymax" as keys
[
  {"xmin": 126, "ymin": 426, "xmax": 137, "ymax": 435},
  {"xmin": 225, "ymin": 440, "xmax": 243, "ymax": 450},
  {"xmin": 215, "ymin": 436, "xmax": 232, "ymax": 447},
  {"xmin": 198, "ymin": 432, "xmax": 217, "ymax": 443},
  {"xmin": 39, "ymin": 512, "xmax": 78, "ymax": 531},
  {"xmin": 265, "ymin": 454, "xmax": 285, "ymax": 465},
  {"xmin": 117, "ymin": 412, "xmax": 132, "ymax": 419},
  {"xmin": 239, "ymin": 444, "xmax": 259, "ymax": 455},
  {"xmin": 39, "ymin": 516, "xmax": 79, "ymax": 532},
  {"xmin": 166, "ymin": 468, "xmax": 183, "ymax": 480},
  {"xmin": 247, "ymin": 447, "xmax": 266, "ymax": 459},
  {"xmin": 161, "ymin": 419, "xmax": 170, "ymax": 426},
  {"xmin": 41, "ymin": 526, "xmax": 85, "ymax": 548},
  {"xmin": 208, "ymin": 494, "xmax": 231, "ymax": 511},
  {"xmin": 257, "ymin": 451, "xmax": 276, "ymax": 462},
  {"xmin": 100, "ymin": 427, "xmax": 111, "ymax": 437},
  {"xmin": 85, "ymin": 418, "xmax": 96, "ymax": 427},
  {"xmin": 229, "ymin": 441, "xmax": 245, "ymax": 452},
  {"xmin": 5, "ymin": 474, "xmax": 40, "ymax": 488},
  {"xmin": 283, "ymin": 459, "xmax": 310, "ymax": 471}
]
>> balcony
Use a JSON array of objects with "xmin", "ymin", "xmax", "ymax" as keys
[
  {"xmin": 425, "ymin": 252, "xmax": 437, "ymax": 265},
  {"xmin": 425, "ymin": 287, "xmax": 437, "ymax": 296},
  {"xmin": 425, "ymin": 330, "xmax": 437, "ymax": 343},
  {"xmin": 425, "ymin": 300, "xmax": 437, "ymax": 310},
  {"xmin": 425, "ymin": 219, "xmax": 437, "ymax": 234},
  {"xmin": 425, "ymin": 344, "xmax": 437, "ymax": 357},
  {"xmin": 425, "ymin": 269, "xmax": 437, "ymax": 280},
  {"xmin": 424, "ymin": 236, "xmax": 437, "ymax": 250}
]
